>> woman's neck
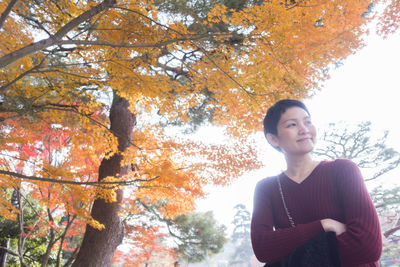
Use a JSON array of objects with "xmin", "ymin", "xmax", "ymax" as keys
[{"xmin": 284, "ymin": 154, "xmax": 319, "ymax": 183}]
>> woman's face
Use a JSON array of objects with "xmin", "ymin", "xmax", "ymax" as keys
[{"xmin": 267, "ymin": 106, "xmax": 316, "ymax": 155}]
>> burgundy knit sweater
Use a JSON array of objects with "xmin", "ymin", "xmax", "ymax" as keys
[{"xmin": 251, "ymin": 159, "xmax": 382, "ymax": 267}]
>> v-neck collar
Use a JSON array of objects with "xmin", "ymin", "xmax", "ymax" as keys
[{"xmin": 280, "ymin": 161, "xmax": 324, "ymax": 185}]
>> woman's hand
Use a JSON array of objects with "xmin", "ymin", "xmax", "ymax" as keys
[{"xmin": 321, "ymin": 218, "xmax": 347, "ymax": 236}]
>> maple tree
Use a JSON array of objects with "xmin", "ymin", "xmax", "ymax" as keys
[
  {"xmin": 377, "ymin": 0, "xmax": 400, "ymax": 37},
  {"xmin": 0, "ymin": 0, "xmax": 396, "ymax": 265},
  {"xmin": 112, "ymin": 224, "xmax": 175, "ymax": 266},
  {"xmin": 0, "ymin": 188, "xmax": 83, "ymax": 267}
]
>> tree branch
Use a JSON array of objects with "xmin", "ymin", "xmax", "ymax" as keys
[
  {"xmin": 16, "ymin": 188, "xmax": 28, "ymax": 267},
  {"xmin": 62, "ymin": 245, "xmax": 80, "ymax": 267},
  {"xmin": 365, "ymin": 159, "xmax": 400, "ymax": 181},
  {"xmin": 57, "ymin": 37, "xmax": 208, "ymax": 48},
  {"xmin": 33, "ymin": 68, "xmax": 103, "ymax": 80},
  {"xmin": 0, "ymin": 100, "xmax": 144, "ymax": 152},
  {"xmin": 0, "ymin": 0, "xmax": 18, "ymax": 30},
  {"xmin": 0, "ymin": 60, "xmax": 44, "ymax": 93},
  {"xmin": 384, "ymin": 216, "xmax": 400, "ymax": 238},
  {"xmin": 0, "ymin": 169, "xmax": 160, "ymax": 188},
  {"xmin": 0, "ymin": 246, "xmax": 18, "ymax": 257},
  {"xmin": 156, "ymin": 62, "xmax": 189, "ymax": 77},
  {"xmin": 116, "ymin": 6, "xmax": 253, "ymax": 97},
  {"xmin": 41, "ymin": 208, "xmax": 56, "ymax": 267},
  {"xmin": 0, "ymin": 0, "xmax": 116, "ymax": 68},
  {"xmin": 56, "ymin": 214, "xmax": 77, "ymax": 267}
]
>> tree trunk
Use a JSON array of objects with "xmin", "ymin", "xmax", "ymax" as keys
[
  {"xmin": 0, "ymin": 239, "xmax": 8, "ymax": 267},
  {"xmin": 0, "ymin": 188, "xmax": 21, "ymax": 266},
  {"xmin": 72, "ymin": 93, "xmax": 136, "ymax": 267},
  {"xmin": 40, "ymin": 227, "xmax": 55, "ymax": 267},
  {"xmin": 41, "ymin": 208, "xmax": 56, "ymax": 267}
]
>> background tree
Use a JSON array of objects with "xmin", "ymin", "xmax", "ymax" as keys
[
  {"xmin": 0, "ymin": 121, "xmax": 86, "ymax": 266},
  {"xmin": 1, "ymin": 0, "xmax": 395, "ymax": 265},
  {"xmin": 313, "ymin": 121, "xmax": 400, "ymax": 262},
  {"xmin": 0, "ymin": 189, "xmax": 83, "ymax": 267},
  {"xmin": 230, "ymin": 204, "xmax": 253, "ymax": 267},
  {"xmin": 313, "ymin": 121, "xmax": 400, "ymax": 181},
  {"xmin": 0, "ymin": 189, "xmax": 20, "ymax": 266},
  {"xmin": 371, "ymin": 184, "xmax": 400, "ymax": 264},
  {"xmin": 171, "ymin": 211, "xmax": 227, "ymax": 264}
]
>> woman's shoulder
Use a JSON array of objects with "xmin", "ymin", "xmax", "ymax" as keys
[
  {"xmin": 320, "ymin": 159, "xmax": 362, "ymax": 184},
  {"xmin": 253, "ymin": 175, "xmax": 280, "ymax": 201},
  {"xmin": 255, "ymin": 174, "xmax": 280, "ymax": 191},
  {"xmin": 333, "ymin": 158, "xmax": 357, "ymax": 166},
  {"xmin": 319, "ymin": 158, "xmax": 358, "ymax": 171},
  {"xmin": 330, "ymin": 158, "xmax": 360, "ymax": 174}
]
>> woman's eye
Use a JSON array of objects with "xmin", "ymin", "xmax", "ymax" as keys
[{"xmin": 287, "ymin": 123, "xmax": 296, "ymax": 127}]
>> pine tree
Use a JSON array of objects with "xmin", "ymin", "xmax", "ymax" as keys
[{"xmin": 230, "ymin": 204, "xmax": 253, "ymax": 266}]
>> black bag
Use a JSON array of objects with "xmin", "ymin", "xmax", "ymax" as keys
[{"xmin": 263, "ymin": 231, "xmax": 342, "ymax": 267}]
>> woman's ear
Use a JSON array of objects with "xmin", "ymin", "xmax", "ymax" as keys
[{"xmin": 266, "ymin": 133, "xmax": 279, "ymax": 148}]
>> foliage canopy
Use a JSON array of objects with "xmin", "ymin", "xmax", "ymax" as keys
[{"xmin": 1, "ymin": 0, "xmax": 398, "ymax": 265}]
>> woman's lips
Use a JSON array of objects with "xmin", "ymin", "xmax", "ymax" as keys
[{"xmin": 297, "ymin": 137, "xmax": 312, "ymax": 142}]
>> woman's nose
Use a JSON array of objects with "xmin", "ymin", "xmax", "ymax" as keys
[{"xmin": 298, "ymin": 123, "xmax": 309, "ymax": 134}]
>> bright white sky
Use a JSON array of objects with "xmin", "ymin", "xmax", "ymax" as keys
[{"xmin": 196, "ymin": 31, "xmax": 400, "ymax": 230}]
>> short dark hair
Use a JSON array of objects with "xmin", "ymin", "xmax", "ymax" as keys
[{"xmin": 263, "ymin": 99, "xmax": 310, "ymax": 136}]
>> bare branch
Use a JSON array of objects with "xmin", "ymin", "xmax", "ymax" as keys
[
  {"xmin": 365, "ymin": 158, "xmax": 400, "ymax": 181},
  {"xmin": 384, "ymin": 225, "xmax": 400, "ymax": 238},
  {"xmin": 384, "ymin": 216, "xmax": 400, "ymax": 238},
  {"xmin": 17, "ymin": 12, "xmax": 52, "ymax": 37}
]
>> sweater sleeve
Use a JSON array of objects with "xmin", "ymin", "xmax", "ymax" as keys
[
  {"xmin": 334, "ymin": 159, "xmax": 382, "ymax": 265},
  {"xmin": 250, "ymin": 178, "xmax": 325, "ymax": 263}
]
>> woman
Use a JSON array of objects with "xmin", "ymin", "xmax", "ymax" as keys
[{"xmin": 251, "ymin": 99, "xmax": 382, "ymax": 266}]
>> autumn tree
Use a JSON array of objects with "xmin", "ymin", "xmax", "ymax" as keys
[
  {"xmin": 0, "ymin": 187, "xmax": 83, "ymax": 267},
  {"xmin": 0, "ymin": 0, "xmax": 392, "ymax": 265},
  {"xmin": 0, "ymin": 120, "xmax": 86, "ymax": 266},
  {"xmin": 376, "ymin": 0, "xmax": 400, "ymax": 37},
  {"xmin": 112, "ymin": 224, "xmax": 175, "ymax": 267},
  {"xmin": 0, "ymin": 189, "xmax": 20, "ymax": 266}
]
